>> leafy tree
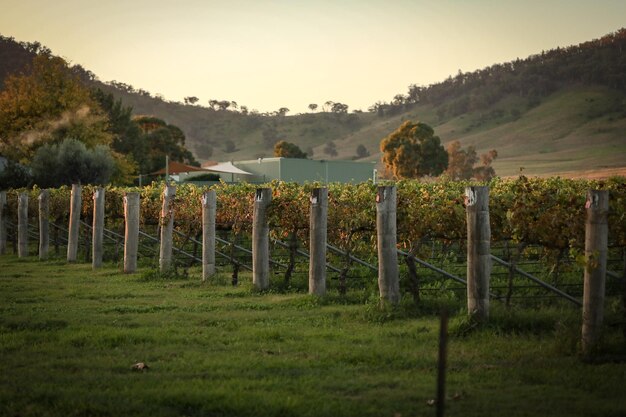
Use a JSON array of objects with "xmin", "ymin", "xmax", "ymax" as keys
[
  {"xmin": 184, "ymin": 96, "xmax": 199, "ymax": 105},
  {"xmin": 355, "ymin": 144, "xmax": 369, "ymax": 159},
  {"xmin": 308, "ymin": 103, "xmax": 318, "ymax": 112},
  {"xmin": 0, "ymin": 53, "xmax": 110, "ymax": 161},
  {"xmin": 323, "ymin": 141, "xmax": 338, "ymax": 157},
  {"xmin": 133, "ymin": 116, "xmax": 199, "ymax": 173},
  {"xmin": 31, "ymin": 138, "xmax": 115, "ymax": 187},
  {"xmin": 444, "ymin": 140, "xmax": 477, "ymax": 180},
  {"xmin": 0, "ymin": 159, "xmax": 32, "ymax": 188},
  {"xmin": 445, "ymin": 140, "xmax": 498, "ymax": 180},
  {"xmin": 277, "ymin": 107, "xmax": 290, "ymax": 117},
  {"xmin": 273, "ymin": 140, "xmax": 307, "ymax": 158},
  {"xmin": 473, "ymin": 149, "xmax": 498, "ymax": 181},
  {"xmin": 380, "ymin": 121, "xmax": 448, "ymax": 179}
]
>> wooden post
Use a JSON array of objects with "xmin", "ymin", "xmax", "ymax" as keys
[
  {"xmin": 0, "ymin": 190, "xmax": 7, "ymax": 255},
  {"xmin": 159, "ymin": 184, "xmax": 176, "ymax": 272},
  {"xmin": 18, "ymin": 192, "xmax": 29, "ymax": 258},
  {"xmin": 309, "ymin": 187, "xmax": 328, "ymax": 296},
  {"xmin": 202, "ymin": 190, "xmax": 216, "ymax": 281},
  {"xmin": 582, "ymin": 189, "xmax": 609, "ymax": 355},
  {"xmin": 252, "ymin": 188, "xmax": 272, "ymax": 290},
  {"xmin": 466, "ymin": 186, "xmax": 491, "ymax": 322},
  {"xmin": 92, "ymin": 187, "xmax": 105, "ymax": 269},
  {"xmin": 376, "ymin": 185, "xmax": 400, "ymax": 304},
  {"xmin": 124, "ymin": 192, "xmax": 140, "ymax": 273},
  {"xmin": 67, "ymin": 184, "xmax": 81, "ymax": 262},
  {"xmin": 38, "ymin": 190, "xmax": 49, "ymax": 260}
]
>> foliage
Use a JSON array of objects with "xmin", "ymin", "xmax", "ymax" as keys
[
  {"xmin": 30, "ymin": 138, "xmax": 115, "ymax": 187},
  {"xmin": 0, "ymin": 159, "xmax": 32, "ymax": 189},
  {"xmin": 0, "ymin": 53, "xmax": 110, "ymax": 162},
  {"xmin": 445, "ymin": 140, "xmax": 498, "ymax": 181},
  {"xmin": 380, "ymin": 120, "xmax": 448, "ymax": 179},
  {"xmin": 273, "ymin": 140, "xmax": 307, "ymax": 159},
  {"xmin": 355, "ymin": 144, "xmax": 369, "ymax": 159}
]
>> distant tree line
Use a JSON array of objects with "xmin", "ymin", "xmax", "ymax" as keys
[{"xmin": 371, "ymin": 28, "xmax": 626, "ymax": 118}]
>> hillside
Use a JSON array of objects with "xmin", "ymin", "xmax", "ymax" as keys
[{"xmin": 1, "ymin": 30, "xmax": 625, "ymax": 177}]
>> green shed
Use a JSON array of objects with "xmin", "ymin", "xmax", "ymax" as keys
[{"xmin": 233, "ymin": 157, "xmax": 376, "ymax": 184}]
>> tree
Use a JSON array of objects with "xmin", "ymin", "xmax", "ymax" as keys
[
  {"xmin": 473, "ymin": 149, "xmax": 498, "ymax": 181},
  {"xmin": 277, "ymin": 107, "xmax": 290, "ymax": 117},
  {"xmin": 323, "ymin": 141, "xmax": 338, "ymax": 157},
  {"xmin": 0, "ymin": 159, "xmax": 32, "ymax": 188},
  {"xmin": 31, "ymin": 138, "xmax": 115, "ymax": 187},
  {"xmin": 184, "ymin": 96, "xmax": 199, "ymax": 105},
  {"xmin": 355, "ymin": 144, "xmax": 369, "ymax": 159},
  {"xmin": 444, "ymin": 140, "xmax": 498, "ymax": 180},
  {"xmin": 444, "ymin": 140, "xmax": 477, "ymax": 180},
  {"xmin": 380, "ymin": 121, "xmax": 448, "ymax": 179},
  {"xmin": 273, "ymin": 140, "xmax": 307, "ymax": 158},
  {"xmin": 0, "ymin": 53, "xmax": 110, "ymax": 162},
  {"xmin": 308, "ymin": 103, "xmax": 318, "ymax": 112}
]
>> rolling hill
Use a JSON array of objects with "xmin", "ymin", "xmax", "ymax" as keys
[{"xmin": 1, "ymin": 30, "xmax": 625, "ymax": 178}]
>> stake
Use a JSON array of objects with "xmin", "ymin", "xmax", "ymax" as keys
[
  {"xmin": 309, "ymin": 187, "xmax": 328, "ymax": 295},
  {"xmin": 38, "ymin": 190, "xmax": 49, "ymax": 260},
  {"xmin": 376, "ymin": 185, "xmax": 400, "ymax": 304},
  {"xmin": 582, "ymin": 189, "xmax": 609, "ymax": 355},
  {"xmin": 252, "ymin": 188, "xmax": 271, "ymax": 290},
  {"xmin": 465, "ymin": 186, "xmax": 491, "ymax": 322},
  {"xmin": 202, "ymin": 190, "xmax": 216, "ymax": 281},
  {"xmin": 67, "ymin": 184, "xmax": 81, "ymax": 262},
  {"xmin": 92, "ymin": 187, "xmax": 105, "ymax": 269}
]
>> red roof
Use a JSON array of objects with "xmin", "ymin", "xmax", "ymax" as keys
[{"xmin": 150, "ymin": 161, "xmax": 206, "ymax": 175}]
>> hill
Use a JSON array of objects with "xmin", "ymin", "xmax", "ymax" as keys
[{"xmin": 1, "ymin": 30, "xmax": 625, "ymax": 177}]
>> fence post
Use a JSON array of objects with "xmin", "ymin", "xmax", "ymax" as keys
[
  {"xmin": 252, "ymin": 188, "xmax": 272, "ymax": 290},
  {"xmin": 376, "ymin": 185, "xmax": 400, "ymax": 304},
  {"xmin": 309, "ymin": 187, "xmax": 328, "ymax": 296},
  {"xmin": 0, "ymin": 190, "xmax": 7, "ymax": 255},
  {"xmin": 38, "ymin": 189, "xmax": 49, "ymax": 260},
  {"xmin": 465, "ymin": 186, "xmax": 491, "ymax": 322},
  {"xmin": 124, "ymin": 192, "xmax": 140, "ymax": 273},
  {"xmin": 67, "ymin": 184, "xmax": 81, "ymax": 262},
  {"xmin": 92, "ymin": 187, "xmax": 105, "ymax": 269},
  {"xmin": 582, "ymin": 189, "xmax": 609, "ymax": 355},
  {"xmin": 202, "ymin": 190, "xmax": 216, "ymax": 281},
  {"xmin": 18, "ymin": 192, "xmax": 29, "ymax": 258},
  {"xmin": 159, "ymin": 184, "xmax": 176, "ymax": 272}
]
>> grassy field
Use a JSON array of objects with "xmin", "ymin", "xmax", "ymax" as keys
[{"xmin": 1, "ymin": 255, "xmax": 625, "ymax": 417}]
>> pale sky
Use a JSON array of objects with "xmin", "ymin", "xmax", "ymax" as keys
[{"xmin": 1, "ymin": 0, "xmax": 625, "ymax": 114}]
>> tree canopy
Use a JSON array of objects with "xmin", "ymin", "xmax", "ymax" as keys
[
  {"xmin": 273, "ymin": 140, "xmax": 307, "ymax": 159},
  {"xmin": 445, "ymin": 140, "xmax": 498, "ymax": 181},
  {"xmin": 380, "ymin": 121, "xmax": 448, "ymax": 179}
]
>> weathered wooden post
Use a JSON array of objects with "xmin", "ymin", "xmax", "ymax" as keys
[
  {"xmin": 0, "ymin": 190, "xmax": 8, "ymax": 255},
  {"xmin": 252, "ymin": 188, "xmax": 272, "ymax": 290},
  {"xmin": 159, "ymin": 184, "xmax": 176, "ymax": 272},
  {"xmin": 465, "ymin": 186, "xmax": 491, "ymax": 322},
  {"xmin": 67, "ymin": 184, "xmax": 81, "ymax": 262},
  {"xmin": 18, "ymin": 192, "xmax": 29, "ymax": 258},
  {"xmin": 124, "ymin": 192, "xmax": 140, "ymax": 273},
  {"xmin": 201, "ymin": 190, "xmax": 216, "ymax": 281},
  {"xmin": 582, "ymin": 189, "xmax": 609, "ymax": 355},
  {"xmin": 376, "ymin": 185, "xmax": 400, "ymax": 304},
  {"xmin": 92, "ymin": 187, "xmax": 105, "ymax": 269},
  {"xmin": 38, "ymin": 189, "xmax": 49, "ymax": 260},
  {"xmin": 309, "ymin": 187, "xmax": 328, "ymax": 296}
]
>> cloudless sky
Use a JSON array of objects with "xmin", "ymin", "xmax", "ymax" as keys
[{"xmin": 1, "ymin": 0, "xmax": 625, "ymax": 114}]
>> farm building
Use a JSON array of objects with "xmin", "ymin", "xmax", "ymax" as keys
[{"xmin": 231, "ymin": 157, "xmax": 376, "ymax": 184}]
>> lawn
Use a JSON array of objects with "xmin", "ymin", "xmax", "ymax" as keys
[{"xmin": 0, "ymin": 255, "xmax": 625, "ymax": 417}]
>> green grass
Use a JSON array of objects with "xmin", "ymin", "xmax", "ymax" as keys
[{"xmin": 1, "ymin": 255, "xmax": 625, "ymax": 417}]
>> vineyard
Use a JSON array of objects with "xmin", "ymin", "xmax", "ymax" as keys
[{"xmin": 1, "ymin": 176, "xmax": 625, "ymax": 307}]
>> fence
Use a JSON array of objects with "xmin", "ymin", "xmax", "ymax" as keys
[{"xmin": 0, "ymin": 183, "xmax": 623, "ymax": 352}]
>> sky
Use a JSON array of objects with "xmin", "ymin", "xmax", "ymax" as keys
[{"xmin": 1, "ymin": 0, "xmax": 625, "ymax": 114}]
